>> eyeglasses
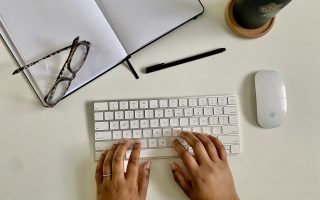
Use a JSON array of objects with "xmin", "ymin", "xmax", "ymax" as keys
[{"xmin": 12, "ymin": 37, "xmax": 91, "ymax": 107}]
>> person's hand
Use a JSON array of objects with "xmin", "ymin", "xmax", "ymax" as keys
[
  {"xmin": 95, "ymin": 140, "xmax": 151, "ymax": 200},
  {"xmin": 171, "ymin": 132, "xmax": 239, "ymax": 200}
]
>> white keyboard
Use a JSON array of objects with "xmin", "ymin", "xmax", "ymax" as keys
[{"xmin": 93, "ymin": 95, "xmax": 240, "ymax": 160}]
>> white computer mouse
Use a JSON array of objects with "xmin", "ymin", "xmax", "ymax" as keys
[{"xmin": 255, "ymin": 70, "xmax": 287, "ymax": 128}]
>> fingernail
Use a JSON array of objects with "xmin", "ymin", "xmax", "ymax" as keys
[
  {"xmin": 145, "ymin": 161, "xmax": 151, "ymax": 170},
  {"xmin": 170, "ymin": 162, "xmax": 177, "ymax": 171},
  {"xmin": 135, "ymin": 139, "xmax": 141, "ymax": 144}
]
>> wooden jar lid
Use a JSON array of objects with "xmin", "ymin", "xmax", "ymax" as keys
[{"xmin": 225, "ymin": 0, "xmax": 275, "ymax": 38}]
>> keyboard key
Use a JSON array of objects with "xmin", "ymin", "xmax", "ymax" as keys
[
  {"xmin": 169, "ymin": 99, "xmax": 178, "ymax": 107},
  {"xmin": 94, "ymin": 102, "xmax": 108, "ymax": 111},
  {"xmin": 141, "ymin": 139, "xmax": 148, "ymax": 148},
  {"xmin": 189, "ymin": 98, "xmax": 198, "ymax": 106},
  {"xmin": 199, "ymin": 97, "xmax": 208, "ymax": 106},
  {"xmin": 155, "ymin": 109, "xmax": 164, "ymax": 118},
  {"xmin": 95, "ymin": 131, "xmax": 112, "ymax": 140},
  {"xmin": 218, "ymin": 97, "xmax": 227, "ymax": 105},
  {"xmin": 227, "ymin": 96, "xmax": 237, "ymax": 105},
  {"xmin": 224, "ymin": 106, "xmax": 237, "ymax": 115},
  {"xmin": 130, "ymin": 101, "xmax": 139, "ymax": 109},
  {"xmin": 135, "ymin": 110, "xmax": 144, "ymax": 119},
  {"xmin": 184, "ymin": 108, "xmax": 193, "ymax": 116},
  {"xmin": 150, "ymin": 119, "xmax": 159, "ymax": 128},
  {"xmin": 104, "ymin": 112, "xmax": 114, "ymax": 120},
  {"xmin": 159, "ymin": 100, "xmax": 168, "ymax": 108},
  {"xmin": 204, "ymin": 107, "xmax": 213, "ymax": 116},
  {"xmin": 153, "ymin": 129, "xmax": 162, "ymax": 137},
  {"xmin": 123, "ymin": 130, "xmax": 132, "ymax": 139},
  {"xmin": 126, "ymin": 147, "xmax": 177, "ymax": 159},
  {"xmin": 143, "ymin": 129, "xmax": 152, "ymax": 138},
  {"xmin": 180, "ymin": 118, "xmax": 189, "ymax": 126},
  {"xmin": 202, "ymin": 127, "xmax": 212, "ymax": 134},
  {"xmin": 218, "ymin": 135, "xmax": 239, "ymax": 144},
  {"xmin": 208, "ymin": 97, "xmax": 217, "ymax": 106},
  {"xmin": 214, "ymin": 107, "xmax": 223, "ymax": 115},
  {"xmin": 163, "ymin": 128, "xmax": 172, "ymax": 137},
  {"xmin": 120, "ymin": 121, "xmax": 130, "ymax": 129},
  {"xmin": 94, "ymin": 112, "xmax": 104, "ymax": 121},
  {"xmin": 115, "ymin": 111, "xmax": 124, "ymax": 120},
  {"xmin": 212, "ymin": 126, "xmax": 222, "ymax": 134},
  {"xmin": 159, "ymin": 138, "xmax": 168, "ymax": 147},
  {"xmin": 95, "ymin": 141, "xmax": 113, "ymax": 151},
  {"xmin": 113, "ymin": 131, "xmax": 122, "ymax": 139},
  {"xmin": 145, "ymin": 110, "xmax": 154, "ymax": 118},
  {"xmin": 165, "ymin": 109, "xmax": 174, "ymax": 117},
  {"xmin": 133, "ymin": 130, "xmax": 142, "ymax": 138},
  {"xmin": 219, "ymin": 116, "xmax": 229, "ymax": 125},
  {"xmin": 194, "ymin": 108, "xmax": 203, "ymax": 116},
  {"xmin": 190, "ymin": 118, "xmax": 199, "ymax": 126},
  {"xmin": 95, "ymin": 122, "xmax": 109, "ymax": 131},
  {"xmin": 174, "ymin": 109, "xmax": 183, "ymax": 117},
  {"xmin": 149, "ymin": 100, "xmax": 158, "ymax": 108},
  {"xmin": 119, "ymin": 101, "xmax": 129, "ymax": 109},
  {"xmin": 199, "ymin": 117, "xmax": 209, "ymax": 125},
  {"xmin": 130, "ymin": 120, "xmax": 139, "ymax": 129},
  {"xmin": 209, "ymin": 116, "xmax": 218, "ymax": 125},
  {"xmin": 160, "ymin": 118, "xmax": 169, "ymax": 127},
  {"xmin": 222, "ymin": 126, "xmax": 239, "ymax": 134},
  {"xmin": 178, "ymin": 99, "xmax": 188, "ymax": 107},
  {"xmin": 125, "ymin": 111, "xmax": 134, "ymax": 119},
  {"xmin": 193, "ymin": 127, "xmax": 202, "ymax": 133},
  {"xmin": 140, "ymin": 100, "xmax": 149, "ymax": 109},
  {"xmin": 231, "ymin": 144, "xmax": 240, "ymax": 154},
  {"xmin": 182, "ymin": 127, "xmax": 192, "ymax": 132},
  {"xmin": 148, "ymin": 139, "xmax": 157, "ymax": 147},
  {"xmin": 109, "ymin": 102, "xmax": 119, "ymax": 110},
  {"xmin": 229, "ymin": 115, "xmax": 238, "ymax": 124},
  {"xmin": 140, "ymin": 120, "xmax": 150, "ymax": 128},
  {"xmin": 170, "ymin": 118, "xmax": 179, "ymax": 127},
  {"xmin": 110, "ymin": 121, "xmax": 120, "ymax": 130}
]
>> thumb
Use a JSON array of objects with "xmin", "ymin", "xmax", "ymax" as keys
[{"xmin": 138, "ymin": 161, "xmax": 151, "ymax": 200}]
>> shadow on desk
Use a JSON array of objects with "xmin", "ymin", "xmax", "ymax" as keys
[{"xmin": 240, "ymin": 72, "xmax": 259, "ymax": 127}]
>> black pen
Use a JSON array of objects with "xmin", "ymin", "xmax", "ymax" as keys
[{"xmin": 145, "ymin": 48, "xmax": 226, "ymax": 73}]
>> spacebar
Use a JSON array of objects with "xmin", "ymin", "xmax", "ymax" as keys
[{"xmin": 126, "ymin": 148, "xmax": 178, "ymax": 159}]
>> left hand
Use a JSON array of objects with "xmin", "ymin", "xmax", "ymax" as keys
[{"xmin": 95, "ymin": 140, "xmax": 151, "ymax": 200}]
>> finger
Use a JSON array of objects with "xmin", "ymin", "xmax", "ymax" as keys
[
  {"xmin": 96, "ymin": 150, "xmax": 108, "ymax": 186},
  {"xmin": 179, "ymin": 132, "xmax": 210, "ymax": 164},
  {"xmin": 138, "ymin": 161, "xmax": 151, "ymax": 200},
  {"xmin": 194, "ymin": 133, "xmax": 219, "ymax": 162},
  {"xmin": 170, "ymin": 162, "xmax": 192, "ymax": 197},
  {"xmin": 112, "ymin": 140, "xmax": 130, "ymax": 180},
  {"xmin": 103, "ymin": 143, "xmax": 119, "ymax": 182},
  {"xmin": 172, "ymin": 138, "xmax": 198, "ymax": 172},
  {"xmin": 208, "ymin": 135, "xmax": 227, "ymax": 162},
  {"xmin": 126, "ymin": 140, "xmax": 141, "ymax": 182}
]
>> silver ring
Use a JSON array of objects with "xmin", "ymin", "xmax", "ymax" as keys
[{"xmin": 103, "ymin": 173, "xmax": 112, "ymax": 177}]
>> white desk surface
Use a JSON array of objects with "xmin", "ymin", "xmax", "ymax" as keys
[{"xmin": 1, "ymin": 0, "xmax": 320, "ymax": 199}]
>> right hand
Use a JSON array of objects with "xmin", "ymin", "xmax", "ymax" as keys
[{"xmin": 170, "ymin": 132, "xmax": 240, "ymax": 200}]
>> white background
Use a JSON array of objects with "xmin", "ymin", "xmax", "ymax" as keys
[{"xmin": 1, "ymin": 0, "xmax": 320, "ymax": 199}]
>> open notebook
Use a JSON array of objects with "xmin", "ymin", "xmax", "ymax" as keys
[{"xmin": 0, "ymin": 0, "xmax": 204, "ymax": 106}]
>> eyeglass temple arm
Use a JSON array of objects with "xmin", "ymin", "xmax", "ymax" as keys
[
  {"xmin": 125, "ymin": 57, "xmax": 139, "ymax": 79},
  {"xmin": 12, "ymin": 44, "xmax": 73, "ymax": 75}
]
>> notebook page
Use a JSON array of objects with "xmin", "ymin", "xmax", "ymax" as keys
[
  {"xmin": 0, "ymin": 0, "xmax": 127, "ymax": 98},
  {"xmin": 96, "ymin": 0, "xmax": 204, "ymax": 54}
]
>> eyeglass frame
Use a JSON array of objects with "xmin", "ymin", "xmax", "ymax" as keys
[{"xmin": 12, "ymin": 36, "xmax": 91, "ymax": 107}]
